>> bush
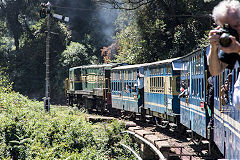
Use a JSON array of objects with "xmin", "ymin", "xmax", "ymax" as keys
[{"xmin": 0, "ymin": 77, "xmax": 137, "ymax": 160}]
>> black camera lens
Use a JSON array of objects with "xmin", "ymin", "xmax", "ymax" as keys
[{"xmin": 219, "ymin": 33, "xmax": 232, "ymax": 47}]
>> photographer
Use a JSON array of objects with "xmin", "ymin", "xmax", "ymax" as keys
[{"xmin": 208, "ymin": 0, "xmax": 240, "ymax": 109}]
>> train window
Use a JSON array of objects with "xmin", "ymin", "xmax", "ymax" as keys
[
  {"xmin": 125, "ymin": 71, "xmax": 127, "ymax": 81},
  {"xmin": 156, "ymin": 77, "xmax": 158, "ymax": 90},
  {"xmin": 201, "ymin": 78, "xmax": 204, "ymax": 99},
  {"xmin": 199, "ymin": 55, "xmax": 201, "ymax": 75},
  {"xmin": 192, "ymin": 79, "xmax": 194, "ymax": 96},
  {"xmin": 216, "ymin": 75, "xmax": 219, "ymax": 98},
  {"xmin": 168, "ymin": 64, "xmax": 172, "ymax": 74},
  {"xmin": 162, "ymin": 77, "xmax": 164, "ymax": 90},
  {"xmin": 130, "ymin": 71, "xmax": 133, "ymax": 80},
  {"xmin": 176, "ymin": 76, "xmax": 180, "ymax": 92},
  {"xmin": 193, "ymin": 79, "xmax": 196, "ymax": 97},
  {"xmin": 153, "ymin": 77, "xmax": 156, "ymax": 92},
  {"xmin": 112, "ymin": 81, "xmax": 114, "ymax": 91},
  {"xmin": 160, "ymin": 77, "xmax": 162, "ymax": 89},
  {"xmin": 150, "ymin": 77, "xmax": 152, "ymax": 92},
  {"xmin": 152, "ymin": 77, "xmax": 154, "ymax": 92},
  {"xmin": 196, "ymin": 56, "xmax": 198, "ymax": 75},
  {"xmin": 161, "ymin": 77, "xmax": 164, "ymax": 88},
  {"xmin": 155, "ymin": 77, "xmax": 157, "ymax": 92},
  {"xmin": 195, "ymin": 79, "xmax": 197, "ymax": 97},
  {"xmin": 117, "ymin": 72, "xmax": 119, "ymax": 91},
  {"xmin": 195, "ymin": 55, "xmax": 199, "ymax": 74},
  {"xmin": 197, "ymin": 56, "xmax": 200, "ymax": 75},
  {"xmin": 196, "ymin": 79, "xmax": 198, "ymax": 97},
  {"xmin": 112, "ymin": 80, "xmax": 114, "ymax": 91},
  {"xmin": 153, "ymin": 77, "xmax": 155, "ymax": 92},
  {"xmin": 194, "ymin": 57, "xmax": 196, "ymax": 75},
  {"xmin": 157, "ymin": 77, "xmax": 160, "ymax": 92},
  {"xmin": 200, "ymin": 56, "xmax": 202, "ymax": 74},
  {"xmin": 195, "ymin": 56, "xmax": 198, "ymax": 75},
  {"xmin": 195, "ymin": 56, "xmax": 197, "ymax": 75},
  {"xmin": 120, "ymin": 80, "xmax": 122, "ymax": 92},
  {"xmin": 151, "ymin": 77, "xmax": 154, "ymax": 92},
  {"xmin": 169, "ymin": 77, "xmax": 172, "ymax": 88},
  {"xmin": 158, "ymin": 77, "xmax": 161, "ymax": 92},
  {"xmin": 114, "ymin": 72, "xmax": 116, "ymax": 91},
  {"xmin": 156, "ymin": 77, "xmax": 158, "ymax": 92},
  {"xmin": 197, "ymin": 78, "xmax": 199, "ymax": 98},
  {"xmin": 191, "ymin": 58, "xmax": 194, "ymax": 75}
]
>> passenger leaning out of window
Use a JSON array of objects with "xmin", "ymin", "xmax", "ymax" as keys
[{"xmin": 207, "ymin": 0, "xmax": 240, "ymax": 109}]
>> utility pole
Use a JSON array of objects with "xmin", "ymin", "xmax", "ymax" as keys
[
  {"xmin": 40, "ymin": 2, "xmax": 51, "ymax": 112},
  {"xmin": 40, "ymin": 2, "xmax": 69, "ymax": 112},
  {"xmin": 45, "ymin": 2, "xmax": 51, "ymax": 112}
]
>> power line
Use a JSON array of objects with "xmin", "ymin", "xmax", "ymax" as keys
[
  {"xmin": 52, "ymin": 5, "xmax": 94, "ymax": 11},
  {"xmin": 52, "ymin": 5, "xmax": 212, "ymax": 19}
]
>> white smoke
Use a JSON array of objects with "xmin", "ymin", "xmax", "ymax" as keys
[{"xmin": 97, "ymin": 4, "xmax": 119, "ymax": 43}]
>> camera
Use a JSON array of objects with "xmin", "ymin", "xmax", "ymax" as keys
[{"xmin": 218, "ymin": 24, "xmax": 239, "ymax": 47}]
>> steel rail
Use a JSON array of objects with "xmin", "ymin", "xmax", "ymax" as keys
[
  {"xmin": 120, "ymin": 143, "xmax": 142, "ymax": 160},
  {"xmin": 121, "ymin": 131, "xmax": 166, "ymax": 160}
]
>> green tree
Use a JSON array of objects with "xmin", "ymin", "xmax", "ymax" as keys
[
  {"xmin": 0, "ymin": 0, "xmax": 40, "ymax": 50},
  {"xmin": 61, "ymin": 41, "xmax": 97, "ymax": 68},
  {"xmin": 102, "ymin": 0, "xmax": 219, "ymax": 63}
]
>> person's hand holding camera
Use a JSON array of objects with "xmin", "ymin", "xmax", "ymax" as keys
[
  {"xmin": 208, "ymin": 27, "xmax": 220, "ymax": 49},
  {"xmin": 219, "ymin": 35, "xmax": 240, "ymax": 54}
]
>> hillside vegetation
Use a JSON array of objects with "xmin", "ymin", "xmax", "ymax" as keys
[{"xmin": 0, "ymin": 73, "xmax": 137, "ymax": 160}]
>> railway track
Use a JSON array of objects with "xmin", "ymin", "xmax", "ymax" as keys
[{"xmin": 86, "ymin": 110, "xmax": 222, "ymax": 160}]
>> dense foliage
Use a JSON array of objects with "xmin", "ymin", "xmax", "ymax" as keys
[
  {"xmin": 0, "ymin": 74, "xmax": 138, "ymax": 160},
  {"xmin": 110, "ymin": 0, "xmax": 220, "ymax": 64}
]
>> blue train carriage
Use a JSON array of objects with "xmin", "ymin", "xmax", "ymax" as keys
[
  {"xmin": 66, "ymin": 63, "xmax": 119, "ymax": 112},
  {"xmin": 178, "ymin": 48, "xmax": 209, "ymax": 140},
  {"xmin": 212, "ymin": 58, "xmax": 240, "ymax": 158},
  {"xmin": 111, "ymin": 64, "xmax": 144, "ymax": 116},
  {"xmin": 142, "ymin": 58, "xmax": 181, "ymax": 127}
]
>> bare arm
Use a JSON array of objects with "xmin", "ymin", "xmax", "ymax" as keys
[
  {"xmin": 207, "ymin": 45, "xmax": 228, "ymax": 76},
  {"xmin": 207, "ymin": 29, "xmax": 228, "ymax": 76}
]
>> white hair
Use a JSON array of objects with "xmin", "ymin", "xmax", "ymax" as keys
[{"xmin": 212, "ymin": 0, "xmax": 240, "ymax": 26}]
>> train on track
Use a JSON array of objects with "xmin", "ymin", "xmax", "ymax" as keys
[{"xmin": 65, "ymin": 46, "xmax": 240, "ymax": 159}]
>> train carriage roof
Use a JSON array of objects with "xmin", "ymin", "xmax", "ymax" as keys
[
  {"xmin": 112, "ymin": 63, "xmax": 145, "ymax": 70},
  {"xmin": 70, "ymin": 63, "xmax": 122, "ymax": 70},
  {"xmin": 141, "ymin": 57, "xmax": 181, "ymax": 67},
  {"xmin": 69, "ymin": 46, "xmax": 208, "ymax": 71},
  {"xmin": 112, "ymin": 57, "xmax": 181, "ymax": 71},
  {"xmin": 171, "ymin": 46, "xmax": 208, "ymax": 70},
  {"xmin": 176, "ymin": 47, "xmax": 208, "ymax": 61}
]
